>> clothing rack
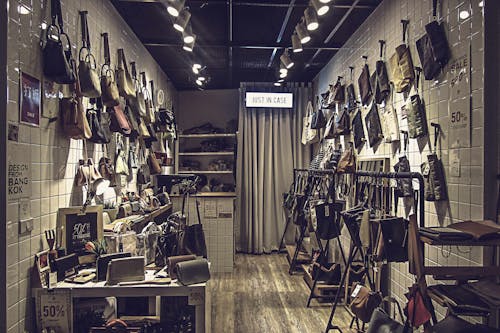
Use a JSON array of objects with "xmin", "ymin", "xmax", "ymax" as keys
[{"xmin": 324, "ymin": 170, "xmax": 433, "ymax": 333}]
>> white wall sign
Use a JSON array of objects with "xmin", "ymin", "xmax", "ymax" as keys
[
  {"xmin": 448, "ymin": 44, "xmax": 471, "ymax": 148},
  {"xmin": 36, "ymin": 289, "xmax": 73, "ymax": 332},
  {"xmin": 245, "ymin": 92, "xmax": 293, "ymax": 108},
  {"xmin": 8, "ymin": 144, "xmax": 31, "ymax": 201}
]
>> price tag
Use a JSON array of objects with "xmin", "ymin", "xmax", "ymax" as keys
[
  {"xmin": 48, "ymin": 272, "xmax": 57, "ymax": 289},
  {"xmin": 351, "ymin": 284, "xmax": 363, "ymax": 298},
  {"xmin": 36, "ymin": 289, "xmax": 72, "ymax": 333},
  {"xmin": 188, "ymin": 288, "xmax": 204, "ymax": 306}
]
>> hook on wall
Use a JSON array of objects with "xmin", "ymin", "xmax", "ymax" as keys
[
  {"xmin": 378, "ymin": 40, "xmax": 385, "ymax": 59},
  {"xmin": 349, "ymin": 66, "xmax": 354, "ymax": 81},
  {"xmin": 400, "ymin": 19, "xmax": 409, "ymax": 44},
  {"xmin": 362, "ymin": 56, "xmax": 368, "ymax": 64}
]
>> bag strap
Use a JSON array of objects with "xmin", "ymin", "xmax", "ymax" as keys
[
  {"xmin": 432, "ymin": 0, "xmax": 438, "ymax": 18},
  {"xmin": 102, "ymin": 32, "xmax": 110, "ymax": 65},
  {"xmin": 150, "ymin": 80, "xmax": 156, "ymax": 107},
  {"xmin": 117, "ymin": 49, "xmax": 131, "ymax": 76},
  {"xmin": 415, "ymin": 66, "xmax": 422, "ymax": 92},
  {"xmin": 131, "ymin": 62, "xmax": 137, "ymax": 80},
  {"xmin": 51, "ymin": 0, "xmax": 64, "ymax": 32},
  {"xmin": 79, "ymin": 11, "xmax": 90, "ymax": 50},
  {"xmin": 401, "ymin": 20, "xmax": 409, "ymax": 44},
  {"xmin": 140, "ymin": 72, "xmax": 147, "ymax": 90},
  {"xmin": 379, "ymin": 40, "xmax": 385, "ymax": 59}
]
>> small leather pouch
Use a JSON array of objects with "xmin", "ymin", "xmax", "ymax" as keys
[
  {"xmin": 167, "ymin": 254, "xmax": 196, "ymax": 280},
  {"xmin": 175, "ymin": 259, "xmax": 210, "ymax": 285}
]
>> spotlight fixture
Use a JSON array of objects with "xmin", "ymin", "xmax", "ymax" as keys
[
  {"xmin": 17, "ymin": 3, "xmax": 32, "ymax": 15},
  {"xmin": 311, "ymin": 0, "xmax": 329, "ymax": 16},
  {"xmin": 279, "ymin": 71, "xmax": 288, "ymax": 79},
  {"xmin": 173, "ymin": 8, "xmax": 191, "ymax": 32},
  {"xmin": 459, "ymin": 9, "xmax": 470, "ymax": 20},
  {"xmin": 279, "ymin": 62, "xmax": 288, "ymax": 74},
  {"xmin": 197, "ymin": 76, "xmax": 206, "ymax": 81},
  {"xmin": 274, "ymin": 82, "xmax": 282, "ymax": 87},
  {"xmin": 192, "ymin": 63, "xmax": 202, "ymax": 74},
  {"xmin": 278, "ymin": 79, "xmax": 285, "ymax": 83},
  {"xmin": 280, "ymin": 50, "xmax": 294, "ymax": 69},
  {"xmin": 196, "ymin": 79, "xmax": 203, "ymax": 86},
  {"xmin": 319, "ymin": 0, "xmax": 333, "ymax": 3},
  {"xmin": 292, "ymin": 33, "xmax": 303, "ymax": 53},
  {"xmin": 183, "ymin": 35, "xmax": 196, "ymax": 52},
  {"xmin": 166, "ymin": 0, "xmax": 186, "ymax": 17},
  {"xmin": 305, "ymin": 6, "xmax": 319, "ymax": 31},
  {"xmin": 296, "ymin": 21, "xmax": 311, "ymax": 44},
  {"xmin": 183, "ymin": 25, "xmax": 195, "ymax": 44}
]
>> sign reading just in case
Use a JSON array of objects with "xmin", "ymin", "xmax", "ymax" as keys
[{"xmin": 245, "ymin": 92, "xmax": 293, "ymax": 108}]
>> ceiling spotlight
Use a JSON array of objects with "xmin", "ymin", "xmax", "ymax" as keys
[
  {"xmin": 183, "ymin": 35, "xmax": 196, "ymax": 52},
  {"xmin": 311, "ymin": 0, "xmax": 329, "ymax": 16},
  {"xmin": 183, "ymin": 25, "xmax": 195, "ymax": 44},
  {"xmin": 459, "ymin": 9, "xmax": 470, "ymax": 20},
  {"xmin": 173, "ymin": 8, "xmax": 191, "ymax": 32},
  {"xmin": 17, "ymin": 3, "xmax": 32, "ymax": 15},
  {"xmin": 197, "ymin": 76, "xmax": 206, "ymax": 81},
  {"xmin": 196, "ymin": 79, "xmax": 203, "ymax": 86},
  {"xmin": 278, "ymin": 79, "xmax": 285, "ymax": 83},
  {"xmin": 296, "ymin": 21, "xmax": 311, "ymax": 44},
  {"xmin": 279, "ymin": 62, "xmax": 288, "ymax": 74},
  {"xmin": 166, "ymin": 0, "xmax": 186, "ymax": 17},
  {"xmin": 292, "ymin": 33, "xmax": 303, "ymax": 53},
  {"xmin": 279, "ymin": 71, "xmax": 288, "ymax": 79},
  {"xmin": 280, "ymin": 50, "xmax": 294, "ymax": 69},
  {"xmin": 319, "ymin": 0, "xmax": 333, "ymax": 3},
  {"xmin": 479, "ymin": 1, "xmax": 484, "ymax": 7},
  {"xmin": 192, "ymin": 63, "xmax": 202, "ymax": 74},
  {"xmin": 305, "ymin": 7, "xmax": 319, "ymax": 31},
  {"xmin": 274, "ymin": 82, "xmax": 282, "ymax": 87}
]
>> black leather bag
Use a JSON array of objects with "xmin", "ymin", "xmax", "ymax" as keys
[
  {"xmin": 417, "ymin": 21, "xmax": 449, "ymax": 80},
  {"xmin": 311, "ymin": 108, "xmax": 327, "ymax": 129},
  {"xmin": 407, "ymin": 93, "xmax": 428, "ymax": 138},
  {"xmin": 364, "ymin": 103, "xmax": 383, "ymax": 147},
  {"xmin": 358, "ymin": 64, "xmax": 372, "ymax": 106},
  {"xmin": 180, "ymin": 200, "xmax": 207, "ymax": 258},
  {"xmin": 346, "ymin": 84, "xmax": 357, "ymax": 111},
  {"xmin": 87, "ymin": 105, "xmax": 110, "ymax": 144},
  {"xmin": 422, "ymin": 153, "xmax": 447, "ymax": 201},
  {"xmin": 315, "ymin": 202, "xmax": 344, "ymax": 240},
  {"xmin": 375, "ymin": 60, "xmax": 390, "ymax": 103},
  {"xmin": 352, "ymin": 110, "xmax": 366, "ymax": 148},
  {"xmin": 394, "ymin": 156, "xmax": 413, "ymax": 197},
  {"xmin": 380, "ymin": 217, "xmax": 409, "ymax": 262},
  {"xmin": 175, "ymin": 259, "xmax": 211, "ymax": 285},
  {"xmin": 334, "ymin": 108, "xmax": 350, "ymax": 137},
  {"xmin": 367, "ymin": 297, "xmax": 410, "ymax": 333}
]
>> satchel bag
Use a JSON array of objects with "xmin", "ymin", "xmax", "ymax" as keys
[
  {"xmin": 367, "ymin": 297, "xmax": 410, "ymax": 333},
  {"xmin": 380, "ymin": 217, "xmax": 409, "ymax": 262},
  {"xmin": 416, "ymin": 21, "xmax": 449, "ymax": 80},
  {"xmin": 175, "ymin": 259, "xmax": 210, "ymax": 285},
  {"xmin": 116, "ymin": 49, "xmax": 136, "ymax": 99},
  {"xmin": 148, "ymin": 151, "xmax": 162, "ymax": 175},
  {"xmin": 311, "ymin": 107, "xmax": 327, "ymax": 129},
  {"xmin": 406, "ymin": 88, "xmax": 428, "ymax": 139},
  {"xmin": 358, "ymin": 64, "xmax": 372, "ymax": 106},
  {"xmin": 77, "ymin": 11, "xmax": 101, "ymax": 98},
  {"xmin": 43, "ymin": 0, "xmax": 76, "ymax": 84},
  {"xmin": 364, "ymin": 103, "xmax": 383, "ymax": 147},
  {"xmin": 167, "ymin": 254, "xmax": 196, "ymax": 280},
  {"xmin": 109, "ymin": 105, "xmax": 131, "ymax": 136},
  {"xmin": 334, "ymin": 107, "xmax": 350, "ymax": 137},
  {"xmin": 100, "ymin": 66, "xmax": 120, "ymax": 107},
  {"xmin": 301, "ymin": 101, "xmax": 318, "ymax": 144},
  {"xmin": 337, "ymin": 143, "xmax": 356, "ymax": 173},
  {"xmin": 350, "ymin": 283, "xmax": 383, "ymax": 323},
  {"xmin": 352, "ymin": 110, "xmax": 366, "ymax": 148}
]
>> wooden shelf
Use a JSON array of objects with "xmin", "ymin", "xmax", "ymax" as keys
[
  {"xmin": 285, "ymin": 245, "xmax": 311, "ymax": 264},
  {"xmin": 420, "ymin": 235, "xmax": 500, "ymax": 247},
  {"xmin": 178, "ymin": 170, "xmax": 233, "ymax": 174},
  {"xmin": 178, "ymin": 133, "xmax": 236, "ymax": 138},
  {"xmin": 301, "ymin": 264, "xmax": 341, "ymax": 298},
  {"xmin": 178, "ymin": 152, "xmax": 235, "ymax": 156}
]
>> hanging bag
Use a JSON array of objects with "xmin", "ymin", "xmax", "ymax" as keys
[
  {"xmin": 147, "ymin": 151, "xmax": 162, "ymax": 175},
  {"xmin": 406, "ymin": 69, "xmax": 428, "ymax": 139},
  {"xmin": 311, "ymin": 97, "xmax": 327, "ymax": 129},
  {"xmin": 358, "ymin": 63, "xmax": 372, "ymax": 106},
  {"xmin": 380, "ymin": 217, "xmax": 409, "ymax": 262},
  {"xmin": 108, "ymin": 105, "xmax": 131, "ymax": 136},
  {"xmin": 301, "ymin": 101, "xmax": 318, "ymax": 144},
  {"xmin": 337, "ymin": 143, "xmax": 356, "ymax": 173},
  {"xmin": 116, "ymin": 49, "xmax": 136, "ymax": 99},
  {"xmin": 77, "ymin": 11, "xmax": 101, "ymax": 98},
  {"xmin": 100, "ymin": 33, "xmax": 120, "ymax": 107},
  {"xmin": 43, "ymin": 0, "xmax": 76, "ymax": 84},
  {"xmin": 422, "ymin": 124, "xmax": 447, "ymax": 202},
  {"xmin": 350, "ymin": 283, "xmax": 383, "ymax": 323},
  {"xmin": 379, "ymin": 82, "xmax": 400, "ymax": 143},
  {"xmin": 87, "ymin": 100, "xmax": 110, "ymax": 144},
  {"xmin": 333, "ymin": 107, "xmax": 350, "ymax": 137},
  {"xmin": 364, "ymin": 102, "xmax": 384, "ymax": 147},
  {"xmin": 390, "ymin": 20, "xmax": 415, "ymax": 93},
  {"xmin": 352, "ymin": 110, "xmax": 366, "ymax": 148},
  {"xmin": 315, "ymin": 201, "xmax": 344, "ymax": 240},
  {"xmin": 366, "ymin": 297, "xmax": 410, "ymax": 333},
  {"xmin": 114, "ymin": 139, "xmax": 129, "ymax": 176}
]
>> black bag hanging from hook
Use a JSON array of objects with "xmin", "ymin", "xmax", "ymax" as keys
[
  {"xmin": 422, "ymin": 124, "xmax": 448, "ymax": 201},
  {"xmin": 394, "ymin": 132, "xmax": 413, "ymax": 197},
  {"xmin": 358, "ymin": 58, "xmax": 372, "ymax": 106},
  {"xmin": 406, "ymin": 68, "xmax": 428, "ymax": 139}
]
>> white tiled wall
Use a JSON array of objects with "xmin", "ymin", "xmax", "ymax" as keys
[
  {"xmin": 6, "ymin": 0, "xmax": 176, "ymax": 331},
  {"xmin": 314, "ymin": 0, "xmax": 485, "ymax": 319}
]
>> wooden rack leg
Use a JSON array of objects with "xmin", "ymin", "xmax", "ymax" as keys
[{"xmin": 325, "ymin": 245, "xmax": 359, "ymax": 333}]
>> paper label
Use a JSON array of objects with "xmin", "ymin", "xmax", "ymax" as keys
[
  {"xmin": 351, "ymin": 284, "xmax": 363, "ymax": 298},
  {"xmin": 188, "ymin": 288, "xmax": 204, "ymax": 306},
  {"xmin": 324, "ymin": 205, "xmax": 330, "ymax": 217}
]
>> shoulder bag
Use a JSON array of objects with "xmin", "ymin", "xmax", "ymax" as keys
[
  {"xmin": 333, "ymin": 107, "xmax": 350, "ymax": 137},
  {"xmin": 379, "ymin": 82, "xmax": 400, "ymax": 143},
  {"xmin": 115, "ymin": 148, "xmax": 129, "ymax": 176},
  {"xmin": 123, "ymin": 104, "xmax": 139, "ymax": 139},
  {"xmin": 352, "ymin": 110, "xmax": 366, "ymax": 149},
  {"xmin": 375, "ymin": 60, "xmax": 390, "ymax": 104},
  {"xmin": 406, "ymin": 72, "xmax": 428, "ymax": 139},
  {"xmin": 116, "ymin": 49, "xmax": 136, "ymax": 99},
  {"xmin": 358, "ymin": 64, "xmax": 372, "ymax": 106},
  {"xmin": 43, "ymin": 0, "xmax": 76, "ymax": 84},
  {"xmin": 337, "ymin": 143, "xmax": 356, "ymax": 173},
  {"xmin": 380, "ymin": 217, "xmax": 409, "ymax": 262},
  {"xmin": 99, "ymin": 33, "xmax": 119, "ymax": 107},
  {"xmin": 364, "ymin": 103, "xmax": 383, "ymax": 147},
  {"xmin": 77, "ymin": 11, "xmax": 101, "ymax": 98},
  {"xmin": 87, "ymin": 105, "xmax": 110, "ymax": 144},
  {"xmin": 390, "ymin": 21, "xmax": 415, "ymax": 93},
  {"xmin": 350, "ymin": 283, "xmax": 383, "ymax": 323},
  {"xmin": 99, "ymin": 156, "xmax": 116, "ymax": 186},
  {"xmin": 323, "ymin": 113, "xmax": 335, "ymax": 139},
  {"xmin": 416, "ymin": 16, "xmax": 449, "ymax": 80},
  {"xmin": 311, "ymin": 103, "xmax": 327, "ymax": 129},
  {"xmin": 175, "ymin": 259, "xmax": 210, "ymax": 285},
  {"xmin": 301, "ymin": 101, "xmax": 318, "ymax": 144},
  {"xmin": 394, "ymin": 156, "xmax": 413, "ymax": 197},
  {"xmin": 147, "ymin": 151, "xmax": 162, "ymax": 175},
  {"xmin": 108, "ymin": 105, "xmax": 131, "ymax": 136}
]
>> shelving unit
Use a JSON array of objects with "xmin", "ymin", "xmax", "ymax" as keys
[
  {"xmin": 177, "ymin": 170, "xmax": 234, "ymax": 174},
  {"xmin": 178, "ymin": 133, "xmax": 236, "ymax": 138},
  {"xmin": 178, "ymin": 152, "xmax": 234, "ymax": 156}
]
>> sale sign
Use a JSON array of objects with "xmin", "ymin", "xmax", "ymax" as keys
[
  {"xmin": 36, "ymin": 289, "xmax": 72, "ymax": 333},
  {"xmin": 448, "ymin": 44, "xmax": 471, "ymax": 148}
]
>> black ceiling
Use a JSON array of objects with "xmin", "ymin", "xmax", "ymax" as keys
[{"xmin": 111, "ymin": 0, "xmax": 382, "ymax": 90}]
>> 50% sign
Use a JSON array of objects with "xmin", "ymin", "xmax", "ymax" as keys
[{"xmin": 38, "ymin": 291, "xmax": 72, "ymax": 332}]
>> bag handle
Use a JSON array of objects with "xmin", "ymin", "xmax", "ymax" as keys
[
  {"xmin": 430, "ymin": 122, "xmax": 441, "ymax": 155},
  {"xmin": 378, "ymin": 40, "xmax": 385, "ymax": 59},
  {"xmin": 50, "ymin": 0, "xmax": 64, "ymax": 32},
  {"xmin": 150, "ymin": 80, "xmax": 156, "ymax": 107},
  {"xmin": 401, "ymin": 20, "xmax": 409, "ymax": 44},
  {"xmin": 79, "ymin": 11, "xmax": 90, "ymax": 50},
  {"xmin": 117, "ymin": 49, "xmax": 131, "ymax": 76},
  {"xmin": 432, "ymin": 0, "xmax": 438, "ymax": 18},
  {"xmin": 102, "ymin": 32, "xmax": 111, "ymax": 65}
]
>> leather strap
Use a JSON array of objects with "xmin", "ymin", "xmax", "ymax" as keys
[
  {"xmin": 140, "ymin": 72, "xmax": 147, "ymax": 88},
  {"xmin": 102, "ymin": 33, "xmax": 110, "ymax": 65},
  {"xmin": 117, "ymin": 49, "xmax": 130, "ymax": 75},
  {"xmin": 79, "ymin": 11, "xmax": 90, "ymax": 49},
  {"xmin": 51, "ymin": 0, "xmax": 64, "ymax": 32},
  {"xmin": 150, "ymin": 80, "xmax": 155, "ymax": 107},
  {"xmin": 130, "ymin": 62, "xmax": 137, "ymax": 79},
  {"xmin": 401, "ymin": 20, "xmax": 409, "ymax": 44}
]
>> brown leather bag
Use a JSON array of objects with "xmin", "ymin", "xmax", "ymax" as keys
[
  {"xmin": 167, "ymin": 254, "xmax": 196, "ymax": 279},
  {"xmin": 116, "ymin": 49, "xmax": 136, "ymax": 99},
  {"xmin": 349, "ymin": 283, "xmax": 383, "ymax": 323},
  {"xmin": 100, "ymin": 66, "xmax": 120, "ymax": 107},
  {"xmin": 61, "ymin": 95, "xmax": 91, "ymax": 140},
  {"xmin": 109, "ymin": 105, "xmax": 131, "ymax": 136},
  {"xmin": 148, "ymin": 151, "xmax": 162, "ymax": 175},
  {"xmin": 337, "ymin": 144, "xmax": 356, "ymax": 173}
]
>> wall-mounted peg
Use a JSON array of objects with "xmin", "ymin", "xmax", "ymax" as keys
[
  {"xmin": 362, "ymin": 56, "xmax": 368, "ymax": 64},
  {"xmin": 378, "ymin": 40, "xmax": 385, "ymax": 58}
]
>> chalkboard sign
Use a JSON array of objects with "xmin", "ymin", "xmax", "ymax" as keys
[{"xmin": 58, "ymin": 206, "xmax": 103, "ymax": 255}]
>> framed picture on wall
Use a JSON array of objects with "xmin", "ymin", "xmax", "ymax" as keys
[
  {"xmin": 57, "ymin": 206, "xmax": 103, "ymax": 256},
  {"xmin": 19, "ymin": 71, "xmax": 41, "ymax": 127}
]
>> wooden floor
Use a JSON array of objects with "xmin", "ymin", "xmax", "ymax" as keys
[{"xmin": 208, "ymin": 253, "xmax": 356, "ymax": 333}]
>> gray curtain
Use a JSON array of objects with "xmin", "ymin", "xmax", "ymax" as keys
[{"xmin": 236, "ymin": 82, "xmax": 311, "ymax": 254}]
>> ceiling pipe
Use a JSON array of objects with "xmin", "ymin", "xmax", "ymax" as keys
[{"xmin": 143, "ymin": 42, "xmax": 340, "ymax": 51}]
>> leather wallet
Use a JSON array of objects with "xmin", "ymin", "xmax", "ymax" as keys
[
  {"xmin": 175, "ymin": 259, "xmax": 210, "ymax": 286},
  {"xmin": 54, "ymin": 253, "xmax": 79, "ymax": 281},
  {"xmin": 167, "ymin": 255, "xmax": 196, "ymax": 280},
  {"xmin": 96, "ymin": 252, "xmax": 131, "ymax": 282},
  {"xmin": 106, "ymin": 256, "xmax": 145, "ymax": 285}
]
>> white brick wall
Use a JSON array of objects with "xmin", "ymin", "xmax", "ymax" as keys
[
  {"xmin": 314, "ymin": 0, "xmax": 485, "ymax": 319},
  {"xmin": 6, "ymin": 0, "xmax": 176, "ymax": 331}
]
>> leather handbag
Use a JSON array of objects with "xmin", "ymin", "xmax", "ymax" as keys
[
  {"xmin": 328, "ymin": 77, "xmax": 345, "ymax": 105},
  {"xmin": 175, "ymin": 259, "xmax": 210, "ymax": 285},
  {"xmin": 390, "ymin": 45, "xmax": 415, "ymax": 93},
  {"xmin": 352, "ymin": 110, "xmax": 366, "ymax": 148},
  {"xmin": 406, "ymin": 89, "xmax": 428, "ymax": 139},
  {"xmin": 99, "ymin": 156, "xmax": 116, "ymax": 186},
  {"xmin": 148, "ymin": 151, "xmax": 162, "ymax": 175},
  {"xmin": 100, "ymin": 33, "xmax": 119, "ymax": 107},
  {"xmin": 337, "ymin": 143, "xmax": 356, "ymax": 173},
  {"xmin": 346, "ymin": 84, "xmax": 357, "ymax": 111},
  {"xmin": 366, "ymin": 297, "xmax": 409, "ymax": 333},
  {"xmin": 374, "ymin": 60, "xmax": 390, "ymax": 104},
  {"xmin": 301, "ymin": 101, "xmax": 318, "ymax": 144},
  {"xmin": 314, "ymin": 202, "xmax": 343, "ymax": 240},
  {"xmin": 115, "ymin": 149, "xmax": 129, "ymax": 176},
  {"xmin": 323, "ymin": 113, "xmax": 336, "ymax": 139},
  {"xmin": 404, "ymin": 285, "xmax": 431, "ymax": 328},
  {"xmin": 358, "ymin": 64, "xmax": 372, "ymax": 106},
  {"xmin": 123, "ymin": 104, "xmax": 139, "ymax": 139},
  {"xmin": 43, "ymin": 0, "xmax": 76, "ymax": 84},
  {"xmin": 334, "ymin": 107, "xmax": 350, "ymax": 137},
  {"xmin": 417, "ymin": 21, "xmax": 449, "ymax": 80},
  {"xmin": 379, "ymin": 83, "xmax": 400, "ymax": 143},
  {"xmin": 350, "ymin": 283, "xmax": 383, "ymax": 323},
  {"xmin": 109, "ymin": 105, "xmax": 132, "ymax": 136},
  {"xmin": 311, "ymin": 107, "xmax": 327, "ymax": 129},
  {"xmin": 77, "ymin": 11, "xmax": 101, "ymax": 98},
  {"xmin": 380, "ymin": 217, "xmax": 409, "ymax": 262},
  {"xmin": 181, "ymin": 200, "xmax": 207, "ymax": 257},
  {"xmin": 87, "ymin": 109, "xmax": 110, "ymax": 144},
  {"xmin": 116, "ymin": 49, "xmax": 136, "ymax": 99},
  {"xmin": 364, "ymin": 103, "xmax": 383, "ymax": 147},
  {"xmin": 394, "ymin": 156, "xmax": 413, "ymax": 197},
  {"xmin": 167, "ymin": 254, "xmax": 196, "ymax": 280},
  {"xmin": 422, "ymin": 153, "xmax": 447, "ymax": 201},
  {"xmin": 61, "ymin": 93, "xmax": 91, "ymax": 140}
]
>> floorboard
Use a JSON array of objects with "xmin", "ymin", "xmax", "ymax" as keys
[{"xmin": 208, "ymin": 253, "xmax": 356, "ymax": 333}]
